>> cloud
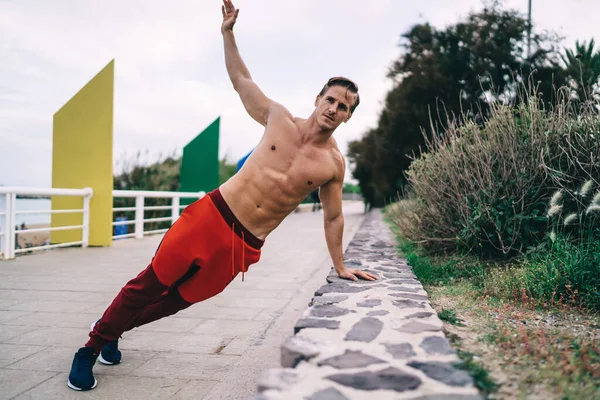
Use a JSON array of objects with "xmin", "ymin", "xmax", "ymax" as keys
[{"xmin": 1, "ymin": 0, "xmax": 597, "ymax": 187}]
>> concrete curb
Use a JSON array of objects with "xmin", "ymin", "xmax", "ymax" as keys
[{"xmin": 252, "ymin": 210, "xmax": 482, "ymax": 400}]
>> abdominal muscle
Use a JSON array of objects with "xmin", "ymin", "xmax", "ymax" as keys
[
  {"xmin": 219, "ymin": 164, "xmax": 313, "ymax": 240},
  {"xmin": 219, "ymin": 139, "xmax": 336, "ymax": 240}
]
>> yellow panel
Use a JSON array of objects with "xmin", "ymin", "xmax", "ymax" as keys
[{"xmin": 51, "ymin": 60, "xmax": 114, "ymax": 246}]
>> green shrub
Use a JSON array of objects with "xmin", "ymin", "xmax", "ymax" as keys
[
  {"xmin": 392, "ymin": 87, "xmax": 600, "ymax": 258},
  {"xmin": 112, "ymin": 151, "xmax": 238, "ymax": 235}
]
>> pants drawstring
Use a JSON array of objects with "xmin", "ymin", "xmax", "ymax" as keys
[
  {"xmin": 231, "ymin": 222, "xmax": 235, "ymax": 279},
  {"xmin": 241, "ymin": 231, "xmax": 245, "ymax": 282},
  {"xmin": 231, "ymin": 222, "xmax": 246, "ymax": 282}
]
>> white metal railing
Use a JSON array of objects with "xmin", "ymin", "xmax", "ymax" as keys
[
  {"xmin": 0, "ymin": 187, "xmax": 93, "ymax": 260},
  {"xmin": 0, "ymin": 186, "xmax": 362, "ymax": 260},
  {"xmin": 112, "ymin": 190, "xmax": 205, "ymax": 240}
]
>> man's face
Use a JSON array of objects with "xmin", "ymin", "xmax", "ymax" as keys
[{"xmin": 314, "ymin": 86, "xmax": 357, "ymax": 130}]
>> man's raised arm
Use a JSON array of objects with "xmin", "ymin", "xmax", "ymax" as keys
[{"xmin": 221, "ymin": 0, "xmax": 272, "ymax": 126}]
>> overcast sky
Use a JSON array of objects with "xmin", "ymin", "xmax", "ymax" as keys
[{"xmin": 1, "ymin": 0, "xmax": 597, "ymax": 187}]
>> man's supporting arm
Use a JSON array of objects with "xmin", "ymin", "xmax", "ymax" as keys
[
  {"xmin": 320, "ymin": 177, "xmax": 346, "ymax": 275},
  {"xmin": 320, "ymin": 155, "xmax": 378, "ymax": 281}
]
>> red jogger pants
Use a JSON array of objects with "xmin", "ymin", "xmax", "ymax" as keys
[{"xmin": 86, "ymin": 188, "xmax": 263, "ymax": 353}]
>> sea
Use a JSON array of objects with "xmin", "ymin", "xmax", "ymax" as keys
[{"xmin": 0, "ymin": 197, "xmax": 52, "ymax": 226}]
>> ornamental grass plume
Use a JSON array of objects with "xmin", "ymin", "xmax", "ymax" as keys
[
  {"xmin": 563, "ymin": 213, "xmax": 578, "ymax": 226},
  {"xmin": 549, "ymin": 190, "xmax": 563, "ymax": 207},
  {"xmin": 586, "ymin": 204, "xmax": 600, "ymax": 215},
  {"xmin": 577, "ymin": 180, "xmax": 594, "ymax": 197},
  {"xmin": 547, "ymin": 189, "xmax": 565, "ymax": 218},
  {"xmin": 547, "ymin": 204, "xmax": 563, "ymax": 218}
]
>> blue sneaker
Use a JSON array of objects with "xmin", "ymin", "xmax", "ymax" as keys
[
  {"xmin": 67, "ymin": 347, "xmax": 98, "ymax": 391},
  {"xmin": 90, "ymin": 320, "xmax": 122, "ymax": 365},
  {"xmin": 99, "ymin": 339, "xmax": 121, "ymax": 365}
]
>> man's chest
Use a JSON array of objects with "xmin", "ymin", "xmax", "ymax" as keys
[{"xmin": 259, "ymin": 137, "xmax": 337, "ymax": 190}]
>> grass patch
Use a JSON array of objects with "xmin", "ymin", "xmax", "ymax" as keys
[
  {"xmin": 393, "ymin": 232, "xmax": 487, "ymax": 287},
  {"xmin": 478, "ymin": 298, "xmax": 600, "ymax": 398},
  {"xmin": 385, "ymin": 213, "xmax": 600, "ymax": 398},
  {"xmin": 438, "ymin": 308, "xmax": 465, "ymax": 326},
  {"xmin": 456, "ymin": 350, "xmax": 499, "ymax": 396},
  {"xmin": 479, "ymin": 238, "xmax": 600, "ymax": 312}
]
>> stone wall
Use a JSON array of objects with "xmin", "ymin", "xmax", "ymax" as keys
[{"xmin": 253, "ymin": 210, "xmax": 482, "ymax": 400}]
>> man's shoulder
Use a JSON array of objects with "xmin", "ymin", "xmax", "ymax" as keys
[
  {"xmin": 329, "ymin": 136, "xmax": 341, "ymax": 150},
  {"xmin": 328, "ymin": 138, "xmax": 344, "ymax": 162},
  {"xmin": 328, "ymin": 142, "xmax": 345, "ymax": 180},
  {"xmin": 269, "ymin": 101, "xmax": 295, "ymax": 121}
]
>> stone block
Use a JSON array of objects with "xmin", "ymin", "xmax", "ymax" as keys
[
  {"xmin": 257, "ymin": 368, "xmax": 299, "ymax": 392},
  {"xmin": 420, "ymin": 336, "xmax": 456, "ymax": 355},
  {"xmin": 344, "ymin": 317, "xmax": 383, "ymax": 342},
  {"xmin": 356, "ymin": 299, "xmax": 382, "ymax": 308},
  {"xmin": 326, "ymin": 367, "xmax": 421, "ymax": 392},
  {"xmin": 317, "ymin": 350, "xmax": 385, "ymax": 369},
  {"xmin": 385, "ymin": 342, "xmax": 416, "ymax": 359},
  {"xmin": 310, "ymin": 305, "xmax": 354, "ymax": 318},
  {"xmin": 281, "ymin": 335, "xmax": 321, "ymax": 368},
  {"xmin": 294, "ymin": 318, "xmax": 340, "ymax": 334},
  {"xmin": 407, "ymin": 361, "xmax": 474, "ymax": 387},
  {"xmin": 307, "ymin": 388, "xmax": 349, "ymax": 400}
]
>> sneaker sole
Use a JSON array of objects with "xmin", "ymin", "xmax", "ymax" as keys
[
  {"xmin": 98, "ymin": 352, "xmax": 119, "ymax": 365},
  {"xmin": 67, "ymin": 378, "xmax": 97, "ymax": 391}
]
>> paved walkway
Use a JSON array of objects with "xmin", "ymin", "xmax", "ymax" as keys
[{"xmin": 0, "ymin": 203, "xmax": 366, "ymax": 400}]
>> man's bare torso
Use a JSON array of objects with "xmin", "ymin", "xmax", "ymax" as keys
[{"xmin": 219, "ymin": 106, "xmax": 343, "ymax": 240}]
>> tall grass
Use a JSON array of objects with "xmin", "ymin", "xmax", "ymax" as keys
[
  {"xmin": 389, "ymin": 85, "xmax": 600, "ymax": 258},
  {"xmin": 387, "ymin": 83, "xmax": 600, "ymax": 310}
]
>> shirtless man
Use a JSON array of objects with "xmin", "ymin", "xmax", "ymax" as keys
[{"xmin": 67, "ymin": 0, "xmax": 377, "ymax": 391}]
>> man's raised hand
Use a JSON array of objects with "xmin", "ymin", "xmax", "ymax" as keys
[{"xmin": 221, "ymin": 0, "xmax": 239, "ymax": 33}]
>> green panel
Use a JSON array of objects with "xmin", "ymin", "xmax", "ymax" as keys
[{"xmin": 180, "ymin": 117, "xmax": 220, "ymax": 205}]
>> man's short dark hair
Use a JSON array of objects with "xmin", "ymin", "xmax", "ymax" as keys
[{"xmin": 319, "ymin": 76, "xmax": 360, "ymax": 114}]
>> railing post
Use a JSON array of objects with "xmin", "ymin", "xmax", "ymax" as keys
[
  {"xmin": 2, "ymin": 194, "xmax": 11, "ymax": 260},
  {"xmin": 135, "ymin": 195, "xmax": 144, "ymax": 239},
  {"xmin": 82, "ymin": 188, "xmax": 92, "ymax": 248},
  {"xmin": 7, "ymin": 194, "xmax": 16, "ymax": 259},
  {"xmin": 171, "ymin": 197, "xmax": 180, "ymax": 225}
]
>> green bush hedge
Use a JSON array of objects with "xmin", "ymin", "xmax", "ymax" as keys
[{"xmin": 391, "ymin": 89, "xmax": 600, "ymax": 259}]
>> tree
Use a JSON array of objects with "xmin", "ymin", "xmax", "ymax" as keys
[
  {"xmin": 561, "ymin": 39, "xmax": 600, "ymax": 104},
  {"xmin": 348, "ymin": 2, "xmax": 566, "ymax": 207},
  {"xmin": 219, "ymin": 156, "xmax": 238, "ymax": 185},
  {"xmin": 113, "ymin": 151, "xmax": 237, "ymax": 233}
]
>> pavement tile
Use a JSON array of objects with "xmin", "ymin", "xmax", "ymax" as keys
[
  {"xmin": 119, "ymin": 331, "xmax": 225, "ymax": 354},
  {"xmin": 172, "ymin": 379, "xmax": 218, "ymax": 399},
  {"xmin": 13, "ymin": 373, "xmax": 188, "ymax": 400},
  {"xmin": 130, "ymin": 352, "xmax": 236, "ymax": 380},
  {"xmin": 0, "ymin": 369, "xmax": 57, "ymax": 399},
  {"xmin": 192, "ymin": 319, "xmax": 266, "ymax": 337},
  {"xmin": 0, "ymin": 324, "xmax": 39, "ymax": 344},
  {"xmin": 6, "ymin": 346, "xmax": 158, "ymax": 376},
  {"xmin": 0, "ymin": 290, "xmax": 88, "ymax": 302},
  {"xmin": 4, "ymin": 326, "xmax": 90, "ymax": 347},
  {"xmin": 0, "ymin": 343, "xmax": 46, "ymax": 368},
  {"xmin": 0, "ymin": 203, "xmax": 367, "ymax": 399},
  {"xmin": 4, "ymin": 312, "xmax": 100, "ymax": 329},
  {"xmin": 4, "ymin": 300, "xmax": 104, "ymax": 313},
  {"xmin": 133, "ymin": 317, "xmax": 203, "ymax": 333},
  {"xmin": 0, "ymin": 311, "xmax": 32, "ymax": 324}
]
